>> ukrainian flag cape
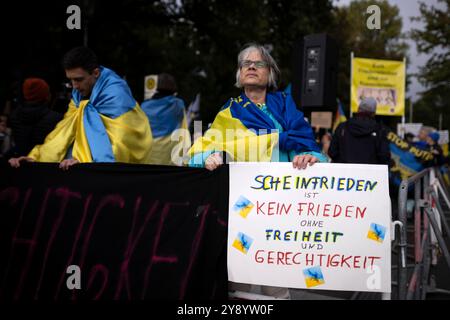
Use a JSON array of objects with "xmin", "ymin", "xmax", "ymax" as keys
[
  {"xmin": 28, "ymin": 66, "xmax": 152, "ymax": 163},
  {"xmin": 188, "ymin": 91, "xmax": 319, "ymax": 163},
  {"xmin": 141, "ymin": 95, "xmax": 191, "ymax": 165},
  {"xmin": 333, "ymin": 99, "xmax": 347, "ymax": 132}
]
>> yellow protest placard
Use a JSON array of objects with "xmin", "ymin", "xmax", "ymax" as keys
[{"xmin": 351, "ymin": 57, "xmax": 405, "ymax": 116}]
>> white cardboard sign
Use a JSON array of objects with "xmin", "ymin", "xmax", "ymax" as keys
[{"xmin": 228, "ymin": 162, "xmax": 391, "ymax": 293}]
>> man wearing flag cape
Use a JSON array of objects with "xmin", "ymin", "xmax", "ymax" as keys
[
  {"xmin": 187, "ymin": 43, "xmax": 327, "ymax": 171},
  {"xmin": 141, "ymin": 73, "xmax": 191, "ymax": 166},
  {"xmin": 9, "ymin": 47, "xmax": 152, "ymax": 169}
]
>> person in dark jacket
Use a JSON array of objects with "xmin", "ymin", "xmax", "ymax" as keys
[
  {"xmin": 426, "ymin": 131, "xmax": 445, "ymax": 166},
  {"xmin": 9, "ymin": 78, "xmax": 63, "ymax": 156},
  {"xmin": 0, "ymin": 114, "xmax": 12, "ymax": 158},
  {"xmin": 328, "ymin": 97, "xmax": 391, "ymax": 165}
]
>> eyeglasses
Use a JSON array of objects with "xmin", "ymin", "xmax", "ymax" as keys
[{"xmin": 240, "ymin": 60, "xmax": 269, "ymax": 69}]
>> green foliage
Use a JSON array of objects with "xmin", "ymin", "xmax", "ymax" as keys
[
  {"xmin": 83, "ymin": 0, "xmax": 335, "ymax": 122},
  {"xmin": 410, "ymin": 0, "xmax": 450, "ymax": 130},
  {"xmin": 2, "ymin": 0, "xmax": 414, "ymax": 129},
  {"xmin": 328, "ymin": 0, "xmax": 409, "ymax": 121}
]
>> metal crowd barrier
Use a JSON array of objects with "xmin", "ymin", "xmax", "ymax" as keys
[{"xmin": 397, "ymin": 167, "xmax": 450, "ymax": 300}]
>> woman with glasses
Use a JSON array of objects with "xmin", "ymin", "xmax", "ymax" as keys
[
  {"xmin": 187, "ymin": 43, "xmax": 328, "ymax": 299},
  {"xmin": 187, "ymin": 43, "xmax": 327, "ymax": 170}
]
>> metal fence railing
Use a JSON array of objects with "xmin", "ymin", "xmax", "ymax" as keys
[{"xmin": 397, "ymin": 167, "xmax": 450, "ymax": 300}]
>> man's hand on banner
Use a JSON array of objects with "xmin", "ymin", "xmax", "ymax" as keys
[
  {"xmin": 59, "ymin": 158, "xmax": 80, "ymax": 171},
  {"xmin": 8, "ymin": 156, "xmax": 35, "ymax": 168}
]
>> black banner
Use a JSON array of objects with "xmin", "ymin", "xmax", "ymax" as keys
[{"xmin": 0, "ymin": 162, "xmax": 229, "ymax": 300}]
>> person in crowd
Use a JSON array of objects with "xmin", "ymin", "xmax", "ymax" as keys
[
  {"xmin": 1, "ymin": 80, "xmax": 21, "ymax": 116},
  {"xmin": 404, "ymin": 132, "xmax": 415, "ymax": 145},
  {"xmin": 51, "ymin": 81, "xmax": 73, "ymax": 115},
  {"xmin": 320, "ymin": 131, "xmax": 332, "ymax": 161},
  {"xmin": 0, "ymin": 114, "xmax": 12, "ymax": 158},
  {"xmin": 426, "ymin": 131, "xmax": 445, "ymax": 166},
  {"xmin": 9, "ymin": 78, "xmax": 62, "ymax": 157},
  {"xmin": 328, "ymin": 97, "xmax": 391, "ymax": 165},
  {"xmin": 414, "ymin": 126, "xmax": 434, "ymax": 150},
  {"xmin": 187, "ymin": 43, "xmax": 327, "ymax": 299},
  {"xmin": 187, "ymin": 43, "xmax": 327, "ymax": 171},
  {"xmin": 140, "ymin": 73, "xmax": 191, "ymax": 166},
  {"xmin": 9, "ymin": 46, "xmax": 152, "ymax": 169}
]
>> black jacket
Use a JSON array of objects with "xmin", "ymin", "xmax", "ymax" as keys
[
  {"xmin": 328, "ymin": 117, "xmax": 391, "ymax": 165},
  {"xmin": 9, "ymin": 102, "xmax": 63, "ymax": 156}
]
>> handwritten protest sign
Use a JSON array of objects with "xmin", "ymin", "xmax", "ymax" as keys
[{"xmin": 228, "ymin": 163, "xmax": 391, "ymax": 293}]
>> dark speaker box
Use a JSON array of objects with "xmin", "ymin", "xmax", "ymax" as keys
[{"xmin": 292, "ymin": 33, "xmax": 338, "ymax": 111}]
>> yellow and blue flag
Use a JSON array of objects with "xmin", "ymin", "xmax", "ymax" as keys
[
  {"xmin": 232, "ymin": 195, "xmax": 254, "ymax": 218},
  {"xmin": 232, "ymin": 232, "xmax": 253, "ymax": 254},
  {"xmin": 188, "ymin": 92, "xmax": 320, "ymax": 165},
  {"xmin": 367, "ymin": 223, "xmax": 387, "ymax": 243},
  {"xmin": 28, "ymin": 67, "xmax": 152, "ymax": 163},
  {"xmin": 303, "ymin": 266, "xmax": 325, "ymax": 288},
  {"xmin": 333, "ymin": 99, "xmax": 347, "ymax": 132},
  {"xmin": 141, "ymin": 95, "xmax": 191, "ymax": 166},
  {"xmin": 387, "ymin": 131, "xmax": 434, "ymax": 186}
]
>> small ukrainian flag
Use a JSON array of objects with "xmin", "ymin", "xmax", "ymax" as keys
[
  {"xmin": 232, "ymin": 232, "xmax": 253, "ymax": 254},
  {"xmin": 303, "ymin": 266, "xmax": 325, "ymax": 288},
  {"xmin": 332, "ymin": 99, "xmax": 347, "ymax": 132},
  {"xmin": 232, "ymin": 196, "xmax": 254, "ymax": 218},
  {"xmin": 367, "ymin": 223, "xmax": 387, "ymax": 243}
]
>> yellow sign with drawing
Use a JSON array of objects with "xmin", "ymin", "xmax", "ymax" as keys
[{"xmin": 351, "ymin": 57, "xmax": 405, "ymax": 116}]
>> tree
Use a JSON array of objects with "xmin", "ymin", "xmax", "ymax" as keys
[
  {"xmin": 328, "ymin": 0, "xmax": 409, "ymax": 127},
  {"xmin": 177, "ymin": 0, "xmax": 335, "ymax": 122},
  {"xmin": 1, "ymin": 0, "xmax": 336, "ymax": 124},
  {"xmin": 410, "ymin": 0, "xmax": 450, "ymax": 130},
  {"xmin": 82, "ymin": 0, "xmax": 336, "ymax": 122}
]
